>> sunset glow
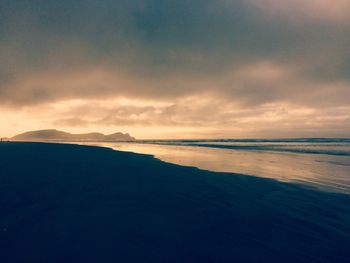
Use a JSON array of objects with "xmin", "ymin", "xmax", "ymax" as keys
[{"xmin": 1, "ymin": 0, "xmax": 349, "ymax": 139}]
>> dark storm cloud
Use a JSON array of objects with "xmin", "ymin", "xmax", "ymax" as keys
[{"xmin": 0, "ymin": 0, "xmax": 349, "ymax": 109}]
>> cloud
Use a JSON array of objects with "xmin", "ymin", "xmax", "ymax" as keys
[
  {"xmin": 46, "ymin": 98, "xmax": 350, "ymax": 138},
  {"xmin": 1, "ymin": 96, "xmax": 349, "ymax": 138},
  {"xmin": 0, "ymin": 0, "xmax": 349, "ymax": 137},
  {"xmin": 53, "ymin": 117, "xmax": 90, "ymax": 127},
  {"xmin": 246, "ymin": 0, "xmax": 350, "ymax": 23}
]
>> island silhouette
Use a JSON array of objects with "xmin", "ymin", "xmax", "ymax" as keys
[{"xmin": 11, "ymin": 129, "xmax": 135, "ymax": 142}]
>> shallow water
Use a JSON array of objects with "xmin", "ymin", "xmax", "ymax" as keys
[{"xmin": 78, "ymin": 139, "xmax": 350, "ymax": 195}]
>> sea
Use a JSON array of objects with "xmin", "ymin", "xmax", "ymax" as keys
[{"xmin": 75, "ymin": 138, "xmax": 350, "ymax": 194}]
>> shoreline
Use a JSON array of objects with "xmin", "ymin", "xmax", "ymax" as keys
[
  {"xmin": 64, "ymin": 141, "xmax": 350, "ymax": 195},
  {"xmin": 1, "ymin": 142, "xmax": 350, "ymax": 262}
]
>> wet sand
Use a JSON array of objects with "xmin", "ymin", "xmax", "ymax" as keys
[{"xmin": 1, "ymin": 142, "xmax": 350, "ymax": 262}]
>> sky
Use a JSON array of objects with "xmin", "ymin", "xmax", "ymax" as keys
[{"xmin": 1, "ymin": 0, "xmax": 349, "ymax": 139}]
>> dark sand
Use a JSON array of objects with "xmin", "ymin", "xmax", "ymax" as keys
[{"xmin": 0, "ymin": 142, "xmax": 350, "ymax": 263}]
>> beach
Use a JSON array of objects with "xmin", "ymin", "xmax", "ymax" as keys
[
  {"xmin": 1, "ymin": 142, "xmax": 350, "ymax": 262},
  {"xmin": 83, "ymin": 140, "xmax": 350, "ymax": 194}
]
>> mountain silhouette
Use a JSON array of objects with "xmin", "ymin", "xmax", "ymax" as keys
[{"xmin": 12, "ymin": 129, "xmax": 135, "ymax": 142}]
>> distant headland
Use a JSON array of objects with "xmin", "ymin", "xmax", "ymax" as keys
[{"xmin": 10, "ymin": 129, "xmax": 135, "ymax": 142}]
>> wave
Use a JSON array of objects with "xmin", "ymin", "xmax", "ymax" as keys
[
  {"xmin": 135, "ymin": 138, "xmax": 350, "ymax": 156},
  {"xmin": 185, "ymin": 144, "xmax": 350, "ymax": 156}
]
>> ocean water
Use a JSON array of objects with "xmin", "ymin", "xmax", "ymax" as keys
[{"xmin": 79, "ymin": 139, "xmax": 350, "ymax": 194}]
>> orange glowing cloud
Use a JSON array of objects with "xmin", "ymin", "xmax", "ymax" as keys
[{"xmin": 1, "ymin": 0, "xmax": 349, "ymax": 138}]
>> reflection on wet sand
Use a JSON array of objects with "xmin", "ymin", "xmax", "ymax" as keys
[{"xmin": 82, "ymin": 142, "xmax": 350, "ymax": 194}]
